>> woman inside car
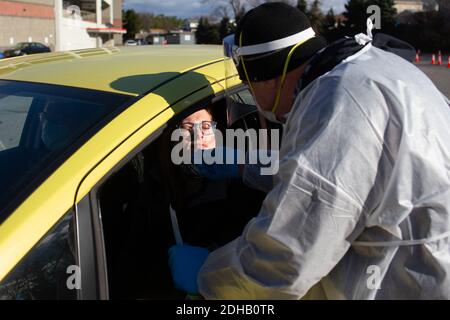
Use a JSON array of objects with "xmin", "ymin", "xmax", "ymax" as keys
[
  {"xmin": 178, "ymin": 108, "xmax": 217, "ymax": 151},
  {"xmin": 165, "ymin": 104, "xmax": 265, "ymax": 251}
]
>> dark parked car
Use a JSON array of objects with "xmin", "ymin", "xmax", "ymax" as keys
[{"xmin": 3, "ymin": 42, "xmax": 51, "ymax": 58}]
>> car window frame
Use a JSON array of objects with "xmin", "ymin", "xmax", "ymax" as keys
[
  {"xmin": 77, "ymin": 124, "xmax": 166, "ymax": 299},
  {"xmin": 75, "ymin": 195, "xmax": 103, "ymax": 299}
]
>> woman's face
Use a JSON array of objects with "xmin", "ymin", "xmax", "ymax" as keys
[{"xmin": 180, "ymin": 109, "xmax": 216, "ymax": 150}]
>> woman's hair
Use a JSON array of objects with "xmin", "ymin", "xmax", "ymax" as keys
[
  {"xmin": 204, "ymin": 107, "xmax": 213, "ymax": 119},
  {"xmin": 186, "ymin": 107, "xmax": 214, "ymax": 120}
]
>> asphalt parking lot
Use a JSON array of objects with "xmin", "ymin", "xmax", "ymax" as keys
[{"xmin": 415, "ymin": 54, "xmax": 450, "ymax": 99}]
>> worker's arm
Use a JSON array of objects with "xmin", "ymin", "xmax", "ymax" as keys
[
  {"xmin": 241, "ymin": 149, "xmax": 279, "ymax": 193},
  {"xmin": 197, "ymin": 159, "xmax": 364, "ymax": 299},
  {"xmin": 193, "ymin": 147, "xmax": 278, "ymax": 194}
]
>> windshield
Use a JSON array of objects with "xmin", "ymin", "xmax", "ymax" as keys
[
  {"xmin": 0, "ymin": 80, "xmax": 132, "ymax": 221},
  {"xmin": 14, "ymin": 43, "xmax": 28, "ymax": 49}
]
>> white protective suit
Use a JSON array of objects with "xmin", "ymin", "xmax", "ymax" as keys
[{"xmin": 198, "ymin": 44, "xmax": 450, "ymax": 299}]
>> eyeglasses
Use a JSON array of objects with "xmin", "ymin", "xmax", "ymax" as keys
[{"xmin": 177, "ymin": 121, "xmax": 217, "ymax": 136}]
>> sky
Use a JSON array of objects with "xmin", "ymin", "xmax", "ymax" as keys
[{"xmin": 123, "ymin": 0, "xmax": 348, "ymax": 18}]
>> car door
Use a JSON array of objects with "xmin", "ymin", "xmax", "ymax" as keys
[
  {"xmin": 73, "ymin": 78, "xmax": 281, "ymax": 299},
  {"xmin": 0, "ymin": 91, "xmax": 167, "ymax": 300},
  {"xmin": 0, "ymin": 60, "xmax": 233, "ymax": 300},
  {"xmin": 22, "ymin": 44, "xmax": 32, "ymax": 55},
  {"xmin": 74, "ymin": 73, "xmax": 230, "ymax": 298}
]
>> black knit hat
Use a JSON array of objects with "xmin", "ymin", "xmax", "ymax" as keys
[{"xmin": 235, "ymin": 2, "xmax": 327, "ymax": 82}]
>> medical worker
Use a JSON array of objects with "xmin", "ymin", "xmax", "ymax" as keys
[{"xmin": 168, "ymin": 2, "xmax": 450, "ymax": 299}]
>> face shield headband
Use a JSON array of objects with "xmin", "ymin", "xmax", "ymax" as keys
[{"xmin": 225, "ymin": 28, "xmax": 316, "ymax": 114}]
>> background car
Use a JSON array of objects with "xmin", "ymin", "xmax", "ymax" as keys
[
  {"xmin": 2, "ymin": 42, "xmax": 51, "ymax": 58},
  {"xmin": 0, "ymin": 45, "xmax": 274, "ymax": 300},
  {"xmin": 137, "ymin": 39, "xmax": 149, "ymax": 45},
  {"xmin": 124, "ymin": 39, "xmax": 138, "ymax": 46},
  {"xmin": 0, "ymin": 52, "xmax": 4, "ymax": 59}
]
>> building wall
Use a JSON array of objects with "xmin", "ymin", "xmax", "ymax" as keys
[
  {"xmin": 395, "ymin": 1, "xmax": 424, "ymax": 13},
  {"xmin": 0, "ymin": 17, "xmax": 55, "ymax": 49},
  {"xmin": 112, "ymin": 0, "xmax": 122, "ymax": 45},
  {"xmin": 7, "ymin": 0, "xmax": 54, "ymax": 6},
  {"xmin": 0, "ymin": 0, "xmax": 56, "ymax": 50},
  {"xmin": 180, "ymin": 32, "xmax": 195, "ymax": 45},
  {"xmin": 0, "ymin": 0, "xmax": 54, "ymax": 18},
  {"xmin": 0, "ymin": 0, "xmax": 123, "ymax": 51},
  {"xmin": 59, "ymin": 16, "xmax": 97, "ymax": 50}
]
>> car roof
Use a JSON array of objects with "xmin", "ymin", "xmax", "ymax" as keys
[{"xmin": 0, "ymin": 45, "xmax": 225, "ymax": 96}]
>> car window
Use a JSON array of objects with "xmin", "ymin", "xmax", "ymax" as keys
[
  {"xmin": 14, "ymin": 43, "xmax": 27, "ymax": 49},
  {"xmin": 236, "ymin": 89, "xmax": 256, "ymax": 105},
  {"xmin": 226, "ymin": 88, "xmax": 260, "ymax": 127},
  {"xmin": 0, "ymin": 95, "xmax": 33, "ymax": 150},
  {"xmin": 0, "ymin": 80, "xmax": 132, "ymax": 222},
  {"xmin": 0, "ymin": 209, "xmax": 78, "ymax": 300},
  {"xmin": 97, "ymin": 148, "xmax": 183, "ymax": 299}
]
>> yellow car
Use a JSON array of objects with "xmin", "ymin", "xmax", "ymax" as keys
[{"xmin": 0, "ymin": 46, "xmax": 270, "ymax": 299}]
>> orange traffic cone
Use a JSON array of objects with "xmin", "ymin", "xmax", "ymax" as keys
[
  {"xmin": 447, "ymin": 56, "xmax": 450, "ymax": 68},
  {"xmin": 438, "ymin": 51, "xmax": 443, "ymax": 65},
  {"xmin": 415, "ymin": 51, "xmax": 420, "ymax": 63},
  {"xmin": 431, "ymin": 54, "xmax": 436, "ymax": 65}
]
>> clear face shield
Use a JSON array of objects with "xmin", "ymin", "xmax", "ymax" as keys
[
  {"xmin": 222, "ymin": 34, "xmax": 280, "ymax": 174},
  {"xmin": 222, "ymin": 34, "xmax": 258, "ymax": 127},
  {"xmin": 222, "ymin": 34, "xmax": 263, "ymax": 154}
]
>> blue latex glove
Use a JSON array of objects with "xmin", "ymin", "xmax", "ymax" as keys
[
  {"xmin": 168, "ymin": 245, "xmax": 209, "ymax": 294},
  {"xmin": 193, "ymin": 147, "xmax": 243, "ymax": 181}
]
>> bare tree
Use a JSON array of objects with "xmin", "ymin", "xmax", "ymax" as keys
[
  {"xmin": 204, "ymin": 0, "xmax": 299, "ymax": 22},
  {"xmin": 251, "ymin": 0, "xmax": 296, "ymax": 6},
  {"xmin": 202, "ymin": 0, "xmax": 257, "ymax": 21},
  {"xmin": 212, "ymin": 4, "xmax": 231, "ymax": 19}
]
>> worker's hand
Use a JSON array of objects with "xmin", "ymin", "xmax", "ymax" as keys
[
  {"xmin": 168, "ymin": 245, "xmax": 210, "ymax": 294},
  {"xmin": 192, "ymin": 147, "xmax": 244, "ymax": 181}
]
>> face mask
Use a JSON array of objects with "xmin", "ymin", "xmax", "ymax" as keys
[
  {"xmin": 255, "ymin": 101, "xmax": 287, "ymax": 125},
  {"xmin": 259, "ymin": 108, "xmax": 283, "ymax": 124},
  {"xmin": 41, "ymin": 121, "xmax": 69, "ymax": 152}
]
